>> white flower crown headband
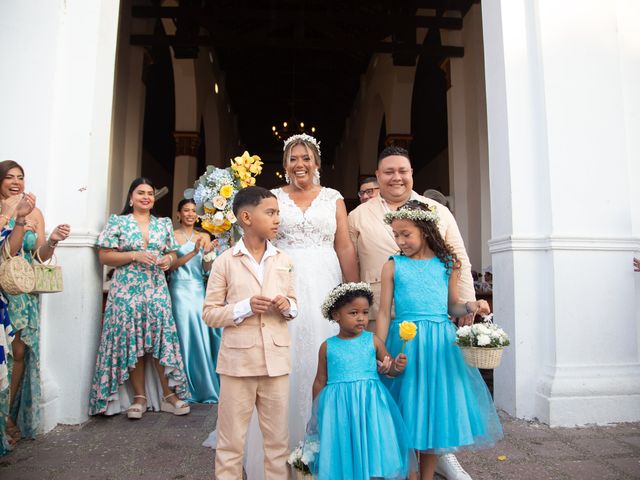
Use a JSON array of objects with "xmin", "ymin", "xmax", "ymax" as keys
[
  {"xmin": 383, "ymin": 204, "xmax": 440, "ymax": 225},
  {"xmin": 283, "ymin": 134, "xmax": 321, "ymax": 158},
  {"xmin": 320, "ymin": 282, "xmax": 373, "ymax": 319}
]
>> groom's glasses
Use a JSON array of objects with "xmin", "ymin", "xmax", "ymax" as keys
[{"xmin": 357, "ymin": 187, "xmax": 379, "ymax": 198}]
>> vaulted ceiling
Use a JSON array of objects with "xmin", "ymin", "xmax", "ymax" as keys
[{"xmin": 130, "ymin": 0, "xmax": 477, "ymax": 164}]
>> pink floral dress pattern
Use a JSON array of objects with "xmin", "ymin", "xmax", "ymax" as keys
[{"xmin": 88, "ymin": 214, "xmax": 188, "ymax": 415}]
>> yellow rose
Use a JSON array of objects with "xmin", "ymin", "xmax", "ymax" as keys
[
  {"xmin": 204, "ymin": 206, "xmax": 216, "ymax": 214},
  {"xmin": 399, "ymin": 321, "xmax": 417, "ymax": 342},
  {"xmin": 219, "ymin": 184, "xmax": 234, "ymax": 198}
]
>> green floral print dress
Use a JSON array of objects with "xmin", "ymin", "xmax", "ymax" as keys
[{"xmin": 88, "ymin": 214, "xmax": 188, "ymax": 415}]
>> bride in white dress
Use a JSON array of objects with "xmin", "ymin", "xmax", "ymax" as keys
[{"xmin": 204, "ymin": 134, "xmax": 359, "ymax": 479}]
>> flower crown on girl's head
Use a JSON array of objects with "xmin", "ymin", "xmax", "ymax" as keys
[
  {"xmin": 383, "ymin": 202, "xmax": 439, "ymax": 225},
  {"xmin": 320, "ymin": 282, "xmax": 373, "ymax": 319},
  {"xmin": 283, "ymin": 134, "xmax": 322, "ymax": 158}
]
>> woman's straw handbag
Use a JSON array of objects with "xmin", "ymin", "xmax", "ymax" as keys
[
  {"xmin": 459, "ymin": 346, "xmax": 504, "ymax": 369},
  {"xmin": 32, "ymin": 248, "xmax": 63, "ymax": 294},
  {"xmin": 0, "ymin": 242, "xmax": 35, "ymax": 295}
]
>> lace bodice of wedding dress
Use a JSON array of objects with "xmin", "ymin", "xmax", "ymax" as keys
[{"xmin": 272, "ymin": 187, "xmax": 341, "ymax": 250}]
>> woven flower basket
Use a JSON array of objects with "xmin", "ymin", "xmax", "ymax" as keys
[
  {"xmin": 291, "ymin": 469, "xmax": 313, "ymax": 480},
  {"xmin": 460, "ymin": 346, "xmax": 504, "ymax": 369}
]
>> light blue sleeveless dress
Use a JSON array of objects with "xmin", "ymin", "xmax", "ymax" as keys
[
  {"xmin": 168, "ymin": 236, "xmax": 220, "ymax": 403},
  {"xmin": 305, "ymin": 331, "xmax": 416, "ymax": 480},
  {"xmin": 384, "ymin": 255, "xmax": 503, "ymax": 453}
]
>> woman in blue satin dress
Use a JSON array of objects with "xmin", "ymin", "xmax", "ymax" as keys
[{"xmin": 168, "ymin": 199, "xmax": 221, "ymax": 403}]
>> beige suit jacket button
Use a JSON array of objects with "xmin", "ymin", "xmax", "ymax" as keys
[{"xmin": 261, "ymin": 322, "xmax": 265, "ymax": 327}]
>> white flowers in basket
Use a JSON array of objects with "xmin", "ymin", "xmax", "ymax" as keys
[
  {"xmin": 456, "ymin": 314, "xmax": 510, "ymax": 369},
  {"xmin": 287, "ymin": 440, "xmax": 319, "ymax": 478}
]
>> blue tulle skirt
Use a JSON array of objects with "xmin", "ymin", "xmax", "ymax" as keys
[
  {"xmin": 305, "ymin": 379, "xmax": 417, "ymax": 480},
  {"xmin": 385, "ymin": 316, "xmax": 503, "ymax": 453}
]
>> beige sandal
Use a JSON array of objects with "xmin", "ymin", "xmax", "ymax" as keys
[
  {"xmin": 6, "ymin": 417, "xmax": 20, "ymax": 445},
  {"xmin": 127, "ymin": 395, "xmax": 147, "ymax": 419},
  {"xmin": 161, "ymin": 392, "xmax": 190, "ymax": 416}
]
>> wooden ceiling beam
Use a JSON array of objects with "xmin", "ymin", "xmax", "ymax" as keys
[
  {"xmin": 130, "ymin": 34, "xmax": 464, "ymax": 57},
  {"xmin": 131, "ymin": 6, "xmax": 463, "ymax": 30}
]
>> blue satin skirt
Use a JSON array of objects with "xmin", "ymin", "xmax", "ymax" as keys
[
  {"xmin": 169, "ymin": 278, "xmax": 220, "ymax": 404},
  {"xmin": 384, "ymin": 316, "xmax": 503, "ymax": 453}
]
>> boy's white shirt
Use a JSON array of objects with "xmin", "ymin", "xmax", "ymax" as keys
[{"xmin": 231, "ymin": 238, "xmax": 298, "ymax": 323}]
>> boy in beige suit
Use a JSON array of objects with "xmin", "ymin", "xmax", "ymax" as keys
[{"xmin": 203, "ymin": 186, "xmax": 297, "ymax": 480}]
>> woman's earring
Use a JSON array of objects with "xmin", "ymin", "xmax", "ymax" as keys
[
  {"xmin": 313, "ymin": 170, "xmax": 321, "ymax": 186},
  {"xmin": 285, "ymin": 172, "xmax": 291, "ymax": 184},
  {"xmin": 129, "ymin": 200, "xmax": 133, "ymax": 207}
]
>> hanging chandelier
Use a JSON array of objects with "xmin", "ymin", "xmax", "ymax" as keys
[
  {"xmin": 271, "ymin": 122, "xmax": 316, "ymax": 140},
  {"xmin": 272, "ymin": 65, "xmax": 317, "ymax": 141}
]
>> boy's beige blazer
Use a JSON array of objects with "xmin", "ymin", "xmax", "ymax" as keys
[
  {"xmin": 203, "ymin": 247, "xmax": 297, "ymax": 378},
  {"xmin": 348, "ymin": 192, "xmax": 475, "ymax": 318}
]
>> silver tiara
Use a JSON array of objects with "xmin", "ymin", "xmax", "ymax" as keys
[{"xmin": 283, "ymin": 134, "xmax": 321, "ymax": 157}]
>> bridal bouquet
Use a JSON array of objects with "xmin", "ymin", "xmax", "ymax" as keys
[
  {"xmin": 456, "ymin": 314, "xmax": 510, "ymax": 369},
  {"xmin": 184, "ymin": 151, "xmax": 263, "ymax": 250}
]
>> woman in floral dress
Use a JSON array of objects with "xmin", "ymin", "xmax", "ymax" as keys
[
  {"xmin": 0, "ymin": 183, "xmax": 38, "ymax": 455},
  {"xmin": 89, "ymin": 177, "xmax": 189, "ymax": 419},
  {"xmin": 0, "ymin": 160, "xmax": 69, "ymax": 454}
]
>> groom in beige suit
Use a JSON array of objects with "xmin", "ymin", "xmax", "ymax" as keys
[
  {"xmin": 203, "ymin": 187, "xmax": 297, "ymax": 480},
  {"xmin": 348, "ymin": 146, "xmax": 476, "ymax": 480}
]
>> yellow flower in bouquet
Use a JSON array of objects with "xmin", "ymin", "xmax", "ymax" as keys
[
  {"xmin": 209, "ymin": 219, "xmax": 232, "ymax": 234},
  {"xmin": 220, "ymin": 184, "xmax": 234, "ymax": 198},
  {"xmin": 231, "ymin": 151, "xmax": 263, "ymax": 187},
  {"xmin": 399, "ymin": 321, "xmax": 417, "ymax": 353},
  {"xmin": 201, "ymin": 219, "xmax": 216, "ymax": 234},
  {"xmin": 243, "ymin": 176, "xmax": 256, "ymax": 187}
]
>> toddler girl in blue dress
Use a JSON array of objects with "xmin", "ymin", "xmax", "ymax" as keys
[
  {"xmin": 303, "ymin": 282, "xmax": 416, "ymax": 480},
  {"xmin": 377, "ymin": 200, "xmax": 503, "ymax": 479}
]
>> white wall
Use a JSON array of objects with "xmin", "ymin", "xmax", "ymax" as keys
[
  {"xmin": 445, "ymin": 4, "xmax": 492, "ymax": 273},
  {"xmin": 484, "ymin": 0, "xmax": 640, "ymax": 426},
  {"xmin": 0, "ymin": 0, "xmax": 121, "ymax": 430}
]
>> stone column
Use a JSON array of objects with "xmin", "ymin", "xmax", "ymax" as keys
[
  {"xmin": 0, "ymin": 0, "xmax": 121, "ymax": 429},
  {"xmin": 172, "ymin": 131, "xmax": 200, "ymax": 219},
  {"xmin": 482, "ymin": 0, "xmax": 640, "ymax": 425}
]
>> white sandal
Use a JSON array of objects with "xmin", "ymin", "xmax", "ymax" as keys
[
  {"xmin": 127, "ymin": 395, "xmax": 147, "ymax": 420},
  {"xmin": 161, "ymin": 392, "xmax": 190, "ymax": 416}
]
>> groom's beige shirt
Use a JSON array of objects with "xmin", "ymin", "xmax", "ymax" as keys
[{"xmin": 348, "ymin": 192, "xmax": 475, "ymax": 318}]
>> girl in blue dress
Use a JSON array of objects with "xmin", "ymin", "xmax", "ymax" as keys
[
  {"xmin": 304, "ymin": 282, "xmax": 416, "ymax": 480},
  {"xmin": 168, "ymin": 199, "xmax": 221, "ymax": 403},
  {"xmin": 377, "ymin": 200, "xmax": 503, "ymax": 480}
]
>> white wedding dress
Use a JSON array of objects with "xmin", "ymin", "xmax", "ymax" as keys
[{"xmin": 203, "ymin": 187, "xmax": 342, "ymax": 479}]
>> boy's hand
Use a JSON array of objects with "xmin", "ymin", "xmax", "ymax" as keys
[
  {"xmin": 393, "ymin": 353, "xmax": 408, "ymax": 374},
  {"xmin": 250, "ymin": 295, "xmax": 273, "ymax": 314},
  {"xmin": 271, "ymin": 295, "xmax": 290, "ymax": 315}
]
